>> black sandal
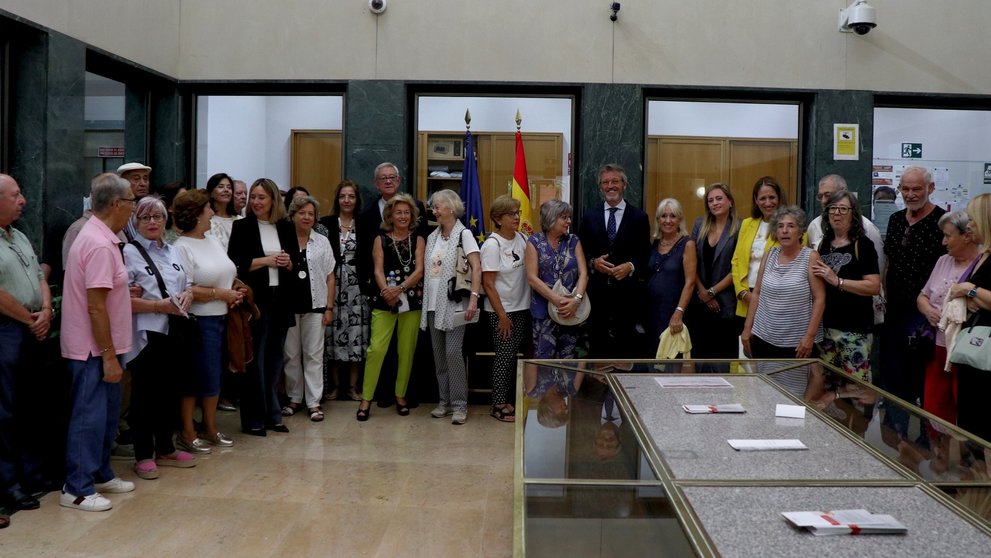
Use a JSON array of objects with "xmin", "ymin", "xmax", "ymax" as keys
[
  {"xmin": 356, "ymin": 403, "xmax": 371, "ymax": 422},
  {"xmin": 490, "ymin": 406, "xmax": 515, "ymax": 423},
  {"xmin": 396, "ymin": 399, "xmax": 410, "ymax": 416}
]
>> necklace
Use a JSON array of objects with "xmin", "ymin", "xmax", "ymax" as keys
[{"xmin": 391, "ymin": 232, "xmax": 412, "ymax": 272}]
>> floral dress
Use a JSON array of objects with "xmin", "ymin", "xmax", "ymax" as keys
[
  {"xmin": 529, "ymin": 232, "xmax": 580, "ymax": 359},
  {"xmin": 327, "ymin": 225, "xmax": 370, "ymax": 362}
]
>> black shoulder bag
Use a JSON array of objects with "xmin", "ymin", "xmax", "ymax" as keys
[{"xmin": 129, "ymin": 240, "xmax": 202, "ymax": 350}]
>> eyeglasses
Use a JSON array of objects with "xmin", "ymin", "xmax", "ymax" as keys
[
  {"xmin": 118, "ymin": 197, "xmax": 137, "ymax": 204},
  {"xmin": 827, "ymin": 206, "xmax": 851, "ymax": 215},
  {"xmin": 377, "ymin": 175, "xmax": 399, "ymax": 183},
  {"xmin": 137, "ymin": 214, "xmax": 166, "ymax": 223},
  {"xmin": 501, "ymin": 211, "xmax": 522, "ymax": 217},
  {"xmin": 3, "ymin": 237, "xmax": 32, "ymax": 269}
]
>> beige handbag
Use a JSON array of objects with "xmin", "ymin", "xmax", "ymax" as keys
[{"xmin": 547, "ymin": 279, "xmax": 590, "ymax": 326}]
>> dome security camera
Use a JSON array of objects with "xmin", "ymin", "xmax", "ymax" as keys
[
  {"xmin": 369, "ymin": 0, "xmax": 387, "ymax": 15},
  {"xmin": 838, "ymin": 0, "xmax": 877, "ymax": 35}
]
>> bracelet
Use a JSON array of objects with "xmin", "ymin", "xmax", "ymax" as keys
[
  {"xmin": 211, "ymin": 288, "xmax": 217, "ymax": 300},
  {"xmin": 99, "ymin": 345, "xmax": 114, "ymax": 354},
  {"xmin": 675, "ymin": 306, "xmax": 685, "ymax": 313},
  {"xmin": 470, "ymin": 292, "xmax": 479, "ymax": 298},
  {"xmin": 838, "ymin": 278, "xmax": 845, "ymax": 292},
  {"xmin": 574, "ymin": 293, "xmax": 584, "ymax": 301}
]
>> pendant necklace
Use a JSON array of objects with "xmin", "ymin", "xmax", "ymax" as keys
[{"xmin": 393, "ymin": 232, "xmax": 412, "ymax": 273}]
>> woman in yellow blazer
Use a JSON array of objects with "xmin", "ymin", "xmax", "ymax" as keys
[{"xmin": 731, "ymin": 177, "xmax": 786, "ymax": 319}]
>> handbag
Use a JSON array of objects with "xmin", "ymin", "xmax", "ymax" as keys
[
  {"xmin": 949, "ymin": 321, "xmax": 991, "ymax": 370},
  {"xmin": 447, "ymin": 228, "xmax": 480, "ymax": 302},
  {"xmin": 547, "ymin": 279, "xmax": 591, "ymax": 326},
  {"xmin": 129, "ymin": 240, "xmax": 202, "ymax": 350}
]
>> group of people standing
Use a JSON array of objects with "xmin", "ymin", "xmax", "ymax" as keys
[{"xmin": 4, "ymin": 157, "xmax": 991, "ymax": 527}]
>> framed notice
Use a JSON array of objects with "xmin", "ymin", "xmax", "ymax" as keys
[{"xmin": 833, "ymin": 123, "xmax": 859, "ymax": 161}]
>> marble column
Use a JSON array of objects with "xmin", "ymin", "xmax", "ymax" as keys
[
  {"xmin": 577, "ymin": 84, "xmax": 645, "ymax": 217},
  {"xmin": 805, "ymin": 90, "xmax": 875, "ymax": 218},
  {"xmin": 7, "ymin": 28, "xmax": 87, "ymax": 270},
  {"xmin": 344, "ymin": 80, "xmax": 408, "ymax": 201},
  {"xmin": 150, "ymin": 86, "xmax": 187, "ymax": 186}
]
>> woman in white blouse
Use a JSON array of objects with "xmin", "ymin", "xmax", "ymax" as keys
[
  {"xmin": 420, "ymin": 189, "xmax": 481, "ymax": 425},
  {"xmin": 281, "ymin": 196, "xmax": 336, "ymax": 422},
  {"xmin": 206, "ymin": 172, "xmax": 239, "ymax": 250},
  {"xmin": 172, "ymin": 189, "xmax": 245, "ymax": 454}
]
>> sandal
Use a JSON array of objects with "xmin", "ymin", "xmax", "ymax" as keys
[
  {"xmin": 309, "ymin": 407, "xmax": 325, "ymax": 422},
  {"xmin": 395, "ymin": 399, "xmax": 410, "ymax": 416},
  {"xmin": 490, "ymin": 405, "xmax": 515, "ymax": 423},
  {"xmin": 281, "ymin": 403, "xmax": 300, "ymax": 417},
  {"xmin": 0, "ymin": 513, "xmax": 10, "ymax": 529},
  {"xmin": 356, "ymin": 403, "xmax": 371, "ymax": 422}
]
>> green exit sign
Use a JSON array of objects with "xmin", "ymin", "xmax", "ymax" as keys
[{"xmin": 901, "ymin": 143, "xmax": 922, "ymax": 158}]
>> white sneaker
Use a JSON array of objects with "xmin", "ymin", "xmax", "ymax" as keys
[
  {"xmin": 60, "ymin": 490, "xmax": 112, "ymax": 511},
  {"xmin": 452, "ymin": 409, "xmax": 467, "ymax": 425},
  {"xmin": 94, "ymin": 477, "xmax": 135, "ymax": 494},
  {"xmin": 431, "ymin": 405, "xmax": 452, "ymax": 418}
]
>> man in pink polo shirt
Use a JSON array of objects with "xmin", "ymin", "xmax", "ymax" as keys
[{"xmin": 60, "ymin": 173, "xmax": 137, "ymax": 512}]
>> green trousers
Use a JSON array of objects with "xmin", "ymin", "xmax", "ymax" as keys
[{"xmin": 362, "ymin": 309, "xmax": 422, "ymax": 398}]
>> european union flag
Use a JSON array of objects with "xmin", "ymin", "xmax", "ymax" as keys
[{"xmin": 460, "ymin": 129, "xmax": 486, "ymax": 244}]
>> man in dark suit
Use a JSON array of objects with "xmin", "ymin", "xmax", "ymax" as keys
[
  {"xmin": 356, "ymin": 162, "xmax": 430, "ymax": 298},
  {"xmin": 577, "ymin": 163, "xmax": 651, "ymax": 359}
]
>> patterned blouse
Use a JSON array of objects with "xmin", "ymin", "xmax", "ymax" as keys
[{"xmin": 528, "ymin": 232, "xmax": 580, "ymax": 321}]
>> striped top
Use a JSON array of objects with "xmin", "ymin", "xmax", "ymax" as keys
[{"xmin": 752, "ymin": 246, "xmax": 823, "ymax": 348}]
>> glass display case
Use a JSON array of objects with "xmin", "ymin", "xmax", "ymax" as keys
[{"xmin": 515, "ymin": 359, "xmax": 991, "ymax": 557}]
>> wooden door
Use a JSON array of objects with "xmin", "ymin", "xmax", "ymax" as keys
[
  {"xmin": 728, "ymin": 140, "xmax": 798, "ymax": 214},
  {"xmin": 290, "ymin": 130, "xmax": 343, "ymax": 217},
  {"xmin": 645, "ymin": 137, "xmax": 725, "ymax": 232}
]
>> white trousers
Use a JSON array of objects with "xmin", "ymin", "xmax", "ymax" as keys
[{"xmin": 284, "ymin": 312, "xmax": 325, "ymax": 409}]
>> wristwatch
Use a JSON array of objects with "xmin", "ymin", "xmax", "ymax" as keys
[
  {"xmin": 707, "ymin": 288, "xmax": 715, "ymax": 298},
  {"xmin": 967, "ymin": 287, "xmax": 978, "ymax": 299}
]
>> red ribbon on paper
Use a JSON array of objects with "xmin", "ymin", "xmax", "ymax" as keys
[{"xmin": 820, "ymin": 514, "xmax": 860, "ymax": 534}]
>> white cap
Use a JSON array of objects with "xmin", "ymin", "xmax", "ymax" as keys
[{"xmin": 117, "ymin": 162, "xmax": 152, "ymax": 175}]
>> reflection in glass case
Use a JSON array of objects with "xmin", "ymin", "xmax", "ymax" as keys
[{"xmin": 517, "ymin": 359, "xmax": 991, "ymax": 557}]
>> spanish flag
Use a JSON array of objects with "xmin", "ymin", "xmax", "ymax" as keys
[{"xmin": 512, "ymin": 131, "xmax": 533, "ymax": 235}]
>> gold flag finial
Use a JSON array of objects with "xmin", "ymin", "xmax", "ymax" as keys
[
  {"xmin": 465, "ymin": 108, "xmax": 471, "ymax": 129},
  {"xmin": 515, "ymin": 109, "xmax": 522, "ymax": 131}
]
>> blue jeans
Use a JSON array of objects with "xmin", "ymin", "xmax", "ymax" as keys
[{"xmin": 64, "ymin": 356, "xmax": 122, "ymax": 496}]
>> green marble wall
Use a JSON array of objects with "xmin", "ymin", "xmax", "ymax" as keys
[
  {"xmin": 805, "ymin": 90, "xmax": 876, "ymax": 219},
  {"xmin": 344, "ymin": 80, "xmax": 409, "ymax": 203},
  {"xmin": 8, "ymin": 28, "xmax": 87, "ymax": 267},
  {"xmin": 578, "ymin": 84, "xmax": 645, "ymax": 218}
]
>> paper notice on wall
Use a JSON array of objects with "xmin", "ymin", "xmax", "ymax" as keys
[{"xmin": 833, "ymin": 124, "xmax": 859, "ymax": 160}]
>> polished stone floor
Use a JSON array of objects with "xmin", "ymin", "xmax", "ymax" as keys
[{"xmin": 0, "ymin": 402, "xmax": 515, "ymax": 557}]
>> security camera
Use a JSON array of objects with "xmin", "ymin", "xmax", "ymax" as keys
[
  {"xmin": 838, "ymin": 0, "xmax": 877, "ymax": 35},
  {"xmin": 369, "ymin": 0, "xmax": 387, "ymax": 15},
  {"xmin": 609, "ymin": 2, "xmax": 621, "ymax": 22}
]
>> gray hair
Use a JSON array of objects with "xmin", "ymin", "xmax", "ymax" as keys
[
  {"xmin": 90, "ymin": 173, "xmax": 131, "ymax": 213},
  {"xmin": 428, "ymin": 189, "xmax": 465, "ymax": 219},
  {"xmin": 818, "ymin": 174, "xmax": 848, "ymax": 191},
  {"xmin": 938, "ymin": 210, "xmax": 970, "ymax": 235},
  {"xmin": 374, "ymin": 162, "xmax": 400, "ymax": 180},
  {"xmin": 288, "ymin": 195, "xmax": 320, "ymax": 218},
  {"xmin": 539, "ymin": 199, "xmax": 572, "ymax": 233},
  {"xmin": 652, "ymin": 198, "xmax": 687, "ymax": 239},
  {"xmin": 901, "ymin": 165, "xmax": 933, "ymax": 186},
  {"xmin": 131, "ymin": 195, "xmax": 168, "ymax": 227},
  {"xmin": 597, "ymin": 163, "xmax": 628, "ymax": 185},
  {"xmin": 769, "ymin": 205, "xmax": 807, "ymax": 241}
]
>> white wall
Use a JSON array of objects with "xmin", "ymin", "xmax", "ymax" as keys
[
  {"xmin": 873, "ymin": 107, "xmax": 991, "ymax": 210},
  {"xmin": 647, "ymin": 101, "xmax": 799, "ymax": 138},
  {"xmin": 418, "ymin": 96, "xmax": 573, "ymax": 194},
  {"xmin": 196, "ymin": 96, "xmax": 344, "ymax": 189},
  {"xmin": 7, "ymin": 1, "xmax": 991, "ymax": 95}
]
